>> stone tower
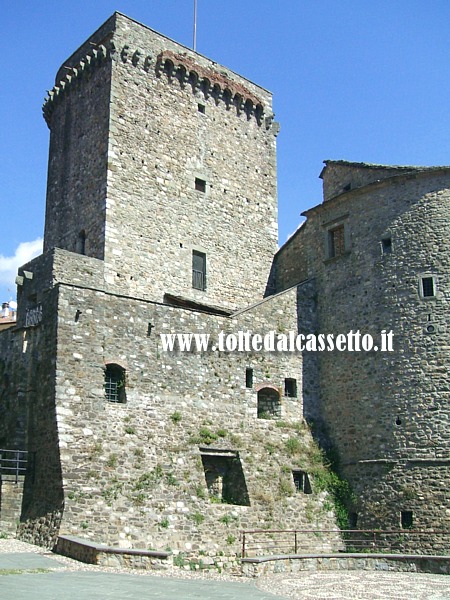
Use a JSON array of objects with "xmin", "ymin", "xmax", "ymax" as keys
[
  {"xmin": 0, "ymin": 13, "xmax": 339, "ymax": 558},
  {"xmin": 275, "ymin": 160, "xmax": 450, "ymax": 543},
  {"xmin": 43, "ymin": 12, "xmax": 279, "ymax": 310}
]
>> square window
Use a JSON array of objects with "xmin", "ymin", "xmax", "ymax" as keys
[
  {"xmin": 284, "ymin": 378, "xmax": 297, "ymax": 398},
  {"xmin": 421, "ymin": 277, "xmax": 435, "ymax": 298},
  {"xmin": 192, "ymin": 250, "xmax": 206, "ymax": 291},
  {"xmin": 195, "ymin": 178, "xmax": 206, "ymax": 193},
  {"xmin": 328, "ymin": 224, "xmax": 346, "ymax": 258},
  {"xmin": 197, "ymin": 103, "xmax": 206, "ymax": 114}
]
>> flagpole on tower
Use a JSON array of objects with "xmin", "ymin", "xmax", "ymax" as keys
[{"xmin": 193, "ymin": 0, "xmax": 198, "ymax": 51}]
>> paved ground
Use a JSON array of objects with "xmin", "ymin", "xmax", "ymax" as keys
[
  {"xmin": 0, "ymin": 551, "xmax": 283, "ymax": 600},
  {"xmin": 0, "ymin": 543, "xmax": 449, "ymax": 599},
  {"xmin": 257, "ymin": 571, "xmax": 450, "ymax": 600}
]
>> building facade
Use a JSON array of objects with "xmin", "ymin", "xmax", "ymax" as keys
[
  {"xmin": 0, "ymin": 13, "xmax": 448, "ymax": 558},
  {"xmin": 274, "ymin": 160, "xmax": 450, "ymax": 536},
  {"xmin": 0, "ymin": 13, "xmax": 337, "ymax": 557}
]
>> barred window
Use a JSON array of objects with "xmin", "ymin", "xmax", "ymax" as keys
[{"xmin": 105, "ymin": 364, "xmax": 126, "ymax": 403}]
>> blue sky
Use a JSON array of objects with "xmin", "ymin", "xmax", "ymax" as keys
[{"xmin": 1, "ymin": 0, "xmax": 450, "ymax": 301}]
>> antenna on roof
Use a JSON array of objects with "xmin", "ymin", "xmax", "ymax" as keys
[{"xmin": 193, "ymin": 0, "xmax": 198, "ymax": 52}]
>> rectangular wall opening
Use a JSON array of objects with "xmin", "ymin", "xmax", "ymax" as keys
[
  {"xmin": 200, "ymin": 449, "xmax": 250, "ymax": 506},
  {"xmin": 192, "ymin": 250, "xmax": 207, "ymax": 291},
  {"xmin": 401, "ymin": 510, "xmax": 413, "ymax": 529},
  {"xmin": 292, "ymin": 470, "xmax": 312, "ymax": 494},
  {"xmin": 421, "ymin": 277, "xmax": 435, "ymax": 298},
  {"xmin": 284, "ymin": 378, "xmax": 297, "ymax": 398},
  {"xmin": 245, "ymin": 368, "xmax": 253, "ymax": 389}
]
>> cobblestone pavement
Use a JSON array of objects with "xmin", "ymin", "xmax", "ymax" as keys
[
  {"xmin": 1, "ymin": 541, "xmax": 449, "ymax": 599},
  {"xmin": 257, "ymin": 571, "xmax": 450, "ymax": 599}
]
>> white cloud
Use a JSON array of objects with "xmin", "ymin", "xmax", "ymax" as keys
[{"xmin": 0, "ymin": 238, "xmax": 43, "ymax": 289}]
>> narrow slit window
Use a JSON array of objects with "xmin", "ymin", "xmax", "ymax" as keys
[
  {"xmin": 421, "ymin": 277, "xmax": 435, "ymax": 298},
  {"xmin": 77, "ymin": 230, "xmax": 87, "ymax": 255},
  {"xmin": 192, "ymin": 250, "xmax": 206, "ymax": 291},
  {"xmin": 195, "ymin": 178, "xmax": 206, "ymax": 193},
  {"xmin": 245, "ymin": 368, "xmax": 253, "ymax": 389},
  {"xmin": 349, "ymin": 512, "xmax": 358, "ymax": 528}
]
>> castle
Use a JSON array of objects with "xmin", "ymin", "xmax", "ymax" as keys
[{"xmin": 0, "ymin": 12, "xmax": 448, "ymax": 560}]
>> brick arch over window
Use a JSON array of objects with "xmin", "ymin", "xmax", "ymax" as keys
[
  {"xmin": 104, "ymin": 363, "xmax": 126, "ymax": 403},
  {"xmin": 257, "ymin": 387, "xmax": 281, "ymax": 419}
]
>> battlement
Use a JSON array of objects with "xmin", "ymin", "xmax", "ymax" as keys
[
  {"xmin": 156, "ymin": 50, "xmax": 265, "ymax": 124},
  {"xmin": 43, "ymin": 44, "xmax": 109, "ymax": 126}
]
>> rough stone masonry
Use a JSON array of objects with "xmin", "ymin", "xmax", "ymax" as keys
[{"xmin": 0, "ymin": 11, "xmax": 448, "ymax": 564}]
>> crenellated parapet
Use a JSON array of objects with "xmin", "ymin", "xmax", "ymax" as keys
[
  {"xmin": 43, "ymin": 41, "xmax": 269, "ymax": 128},
  {"xmin": 42, "ymin": 44, "xmax": 110, "ymax": 126},
  {"xmin": 156, "ymin": 50, "xmax": 266, "ymax": 124}
]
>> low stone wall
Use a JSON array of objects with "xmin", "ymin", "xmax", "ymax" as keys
[
  {"xmin": 56, "ymin": 535, "xmax": 171, "ymax": 570},
  {"xmin": 0, "ymin": 478, "xmax": 24, "ymax": 536},
  {"xmin": 241, "ymin": 553, "xmax": 450, "ymax": 577}
]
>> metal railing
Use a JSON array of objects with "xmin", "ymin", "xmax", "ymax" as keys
[
  {"xmin": 0, "ymin": 449, "xmax": 28, "ymax": 483},
  {"xmin": 240, "ymin": 528, "xmax": 450, "ymax": 558}
]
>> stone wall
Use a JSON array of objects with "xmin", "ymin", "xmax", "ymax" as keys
[
  {"xmin": 4, "ymin": 9, "xmax": 448, "ymax": 561},
  {"xmin": 242, "ymin": 554, "xmax": 450, "ymax": 577},
  {"xmin": 43, "ymin": 43, "xmax": 111, "ymax": 259},
  {"xmin": 319, "ymin": 160, "xmax": 422, "ymax": 202},
  {"xmin": 43, "ymin": 12, "xmax": 279, "ymax": 310},
  {"xmin": 1, "ymin": 248, "xmax": 340, "ymax": 556},
  {"xmin": 0, "ymin": 479, "xmax": 24, "ymax": 535},
  {"xmin": 274, "ymin": 163, "xmax": 450, "ymax": 538}
]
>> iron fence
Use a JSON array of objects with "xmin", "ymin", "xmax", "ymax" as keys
[
  {"xmin": 240, "ymin": 528, "xmax": 450, "ymax": 558},
  {"xmin": 0, "ymin": 449, "xmax": 28, "ymax": 483}
]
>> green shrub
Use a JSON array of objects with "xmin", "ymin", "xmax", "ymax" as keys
[
  {"xmin": 173, "ymin": 553, "xmax": 186, "ymax": 567},
  {"xmin": 170, "ymin": 411, "xmax": 182, "ymax": 424},
  {"xmin": 106, "ymin": 453, "xmax": 118, "ymax": 468},
  {"xmin": 285, "ymin": 437, "xmax": 302, "ymax": 456},
  {"xmin": 191, "ymin": 512, "xmax": 205, "ymax": 525},
  {"xmin": 198, "ymin": 427, "xmax": 218, "ymax": 445}
]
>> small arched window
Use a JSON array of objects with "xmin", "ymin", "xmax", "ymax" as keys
[
  {"xmin": 104, "ymin": 364, "xmax": 126, "ymax": 403},
  {"xmin": 257, "ymin": 387, "xmax": 281, "ymax": 419}
]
